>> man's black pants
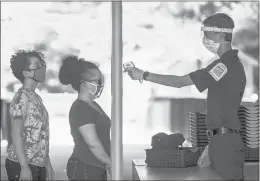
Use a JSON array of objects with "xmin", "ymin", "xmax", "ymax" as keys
[{"xmin": 208, "ymin": 133, "xmax": 245, "ymax": 181}]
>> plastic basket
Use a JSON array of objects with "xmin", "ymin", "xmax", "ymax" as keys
[
  {"xmin": 145, "ymin": 147, "xmax": 203, "ymax": 168},
  {"xmin": 245, "ymin": 147, "xmax": 259, "ymax": 162}
]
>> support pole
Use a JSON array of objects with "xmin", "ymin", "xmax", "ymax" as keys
[
  {"xmin": 111, "ymin": 1, "xmax": 123, "ymax": 180},
  {"xmin": 1, "ymin": 100, "xmax": 7, "ymax": 141}
]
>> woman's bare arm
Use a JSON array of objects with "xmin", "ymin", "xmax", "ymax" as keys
[
  {"xmin": 78, "ymin": 124, "xmax": 111, "ymax": 165},
  {"xmin": 11, "ymin": 119, "xmax": 29, "ymax": 168}
]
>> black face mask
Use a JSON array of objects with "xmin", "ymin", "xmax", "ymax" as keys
[
  {"xmin": 26, "ymin": 66, "xmax": 46, "ymax": 83},
  {"xmin": 25, "ymin": 59, "xmax": 46, "ymax": 83}
]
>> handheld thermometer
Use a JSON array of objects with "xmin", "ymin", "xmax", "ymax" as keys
[{"xmin": 123, "ymin": 61, "xmax": 143, "ymax": 83}]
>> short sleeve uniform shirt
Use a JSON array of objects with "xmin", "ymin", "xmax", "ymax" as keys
[{"xmin": 189, "ymin": 50, "xmax": 246, "ymax": 130}]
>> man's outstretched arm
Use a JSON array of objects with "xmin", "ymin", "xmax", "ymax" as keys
[
  {"xmin": 145, "ymin": 73, "xmax": 194, "ymax": 88},
  {"xmin": 127, "ymin": 67, "xmax": 194, "ymax": 88},
  {"xmin": 127, "ymin": 61, "xmax": 224, "ymax": 93}
]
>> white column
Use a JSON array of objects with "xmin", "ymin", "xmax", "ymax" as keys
[
  {"xmin": 111, "ymin": 1, "xmax": 123, "ymax": 180},
  {"xmin": 1, "ymin": 100, "xmax": 8, "ymax": 141}
]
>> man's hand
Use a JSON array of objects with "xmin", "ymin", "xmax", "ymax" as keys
[
  {"xmin": 19, "ymin": 166, "xmax": 32, "ymax": 181},
  {"xmin": 126, "ymin": 67, "xmax": 144, "ymax": 81},
  {"xmin": 197, "ymin": 145, "xmax": 210, "ymax": 168}
]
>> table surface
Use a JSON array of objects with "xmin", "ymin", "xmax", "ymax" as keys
[{"xmin": 133, "ymin": 159, "xmax": 259, "ymax": 181}]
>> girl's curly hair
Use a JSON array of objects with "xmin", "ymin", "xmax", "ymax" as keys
[{"xmin": 10, "ymin": 49, "xmax": 45, "ymax": 83}]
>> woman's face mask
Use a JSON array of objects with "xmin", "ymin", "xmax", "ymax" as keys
[
  {"xmin": 25, "ymin": 65, "xmax": 46, "ymax": 83},
  {"xmin": 81, "ymin": 75, "xmax": 104, "ymax": 99},
  {"xmin": 25, "ymin": 57, "xmax": 46, "ymax": 83},
  {"xmin": 87, "ymin": 82, "xmax": 104, "ymax": 98},
  {"xmin": 29, "ymin": 67, "xmax": 46, "ymax": 83}
]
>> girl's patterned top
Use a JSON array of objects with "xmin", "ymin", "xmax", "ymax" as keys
[{"xmin": 7, "ymin": 87, "xmax": 49, "ymax": 167}]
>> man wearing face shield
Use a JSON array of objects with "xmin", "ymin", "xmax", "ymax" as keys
[
  {"xmin": 126, "ymin": 13, "xmax": 246, "ymax": 181},
  {"xmin": 5, "ymin": 50, "xmax": 55, "ymax": 181}
]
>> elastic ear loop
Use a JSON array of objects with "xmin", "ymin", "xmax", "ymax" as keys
[{"xmin": 85, "ymin": 81, "xmax": 98, "ymax": 96}]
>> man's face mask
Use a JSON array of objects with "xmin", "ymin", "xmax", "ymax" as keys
[
  {"xmin": 202, "ymin": 37, "xmax": 220, "ymax": 54},
  {"xmin": 81, "ymin": 75, "xmax": 104, "ymax": 99},
  {"xmin": 201, "ymin": 26, "xmax": 233, "ymax": 54},
  {"xmin": 25, "ymin": 61, "xmax": 46, "ymax": 83}
]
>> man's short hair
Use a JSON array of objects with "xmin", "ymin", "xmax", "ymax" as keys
[{"xmin": 203, "ymin": 13, "xmax": 235, "ymax": 41}]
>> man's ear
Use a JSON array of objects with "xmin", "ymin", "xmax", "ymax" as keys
[{"xmin": 219, "ymin": 32, "xmax": 226, "ymax": 42}]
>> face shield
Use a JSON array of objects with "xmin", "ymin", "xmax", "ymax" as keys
[{"xmin": 200, "ymin": 25, "xmax": 233, "ymax": 40}]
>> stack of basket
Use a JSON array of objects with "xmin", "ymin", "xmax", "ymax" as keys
[
  {"xmin": 238, "ymin": 103, "xmax": 259, "ymax": 148},
  {"xmin": 188, "ymin": 102, "xmax": 259, "ymax": 162},
  {"xmin": 188, "ymin": 112, "xmax": 208, "ymax": 147},
  {"xmin": 238, "ymin": 102, "xmax": 259, "ymax": 161}
]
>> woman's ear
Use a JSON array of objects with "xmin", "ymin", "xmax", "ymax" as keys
[
  {"xmin": 80, "ymin": 81, "xmax": 88, "ymax": 90},
  {"xmin": 22, "ymin": 69, "xmax": 32, "ymax": 79}
]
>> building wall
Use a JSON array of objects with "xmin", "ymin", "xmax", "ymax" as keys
[{"xmin": 147, "ymin": 98, "xmax": 207, "ymax": 138}]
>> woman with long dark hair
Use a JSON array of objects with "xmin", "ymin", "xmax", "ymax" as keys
[{"xmin": 59, "ymin": 56, "xmax": 111, "ymax": 180}]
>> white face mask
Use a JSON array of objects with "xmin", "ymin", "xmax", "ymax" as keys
[
  {"xmin": 87, "ymin": 82, "xmax": 104, "ymax": 99},
  {"xmin": 203, "ymin": 36, "xmax": 220, "ymax": 54}
]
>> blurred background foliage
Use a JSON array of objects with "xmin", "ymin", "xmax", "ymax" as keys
[{"xmin": 1, "ymin": 1, "xmax": 259, "ymax": 94}]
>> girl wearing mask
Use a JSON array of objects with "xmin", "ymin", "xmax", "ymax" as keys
[
  {"xmin": 5, "ymin": 50, "xmax": 54, "ymax": 181},
  {"xmin": 58, "ymin": 56, "xmax": 111, "ymax": 180}
]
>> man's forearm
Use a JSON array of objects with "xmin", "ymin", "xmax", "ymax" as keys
[{"xmin": 146, "ymin": 73, "xmax": 186, "ymax": 88}]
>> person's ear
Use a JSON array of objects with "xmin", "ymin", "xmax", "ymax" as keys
[
  {"xmin": 22, "ymin": 69, "xmax": 33, "ymax": 79},
  {"xmin": 219, "ymin": 32, "xmax": 226, "ymax": 42},
  {"xmin": 80, "ymin": 81, "xmax": 89, "ymax": 90}
]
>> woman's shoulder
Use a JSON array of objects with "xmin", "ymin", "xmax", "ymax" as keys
[
  {"xmin": 71, "ymin": 99, "xmax": 96, "ymax": 113},
  {"xmin": 11, "ymin": 87, "xmax": 30, "ymax": 106},
  {"xmin": 69, "ymin": 100, "xmax": 98, "ymax": 124}
]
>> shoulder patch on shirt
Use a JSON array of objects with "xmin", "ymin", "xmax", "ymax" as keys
[{"xmin": 209, "ymin": 62, "xmax": 228, "ymax": 81}]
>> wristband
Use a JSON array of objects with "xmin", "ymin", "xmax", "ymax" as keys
[{"xmin": 143, "ymin": 71, "xmax": 149, "ymax": 81}]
